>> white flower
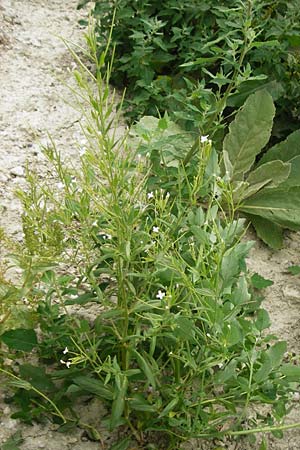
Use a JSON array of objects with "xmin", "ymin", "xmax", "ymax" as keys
[
  {"xmin": 106, "ymin": 234, "xmax": 112, "ymax": 240},
  {"xmin": 92, "ymin": 221, "xmax": 98, "ymax": 227},
  {"xmin": 63, "ymin": 347, "xmax": 68, "ymax": 355},
  {"xmin": 200, "ymin": 135, "xmax": 209, "ymax": 143},
  {"xmin": 60, "ymin": 359, "xmax": 71, "ymax": 369},
  {"xmin": 147, "ymin": 191, "xmax": 154, "ymax": 200},
  {"xmin": 152, "ymin": 226, "xmax": 159, "ymax": 233},
  {"xmin": 156, "ymin": 290, "xmax": 166, "ymax": 300},
  {"xmin": 56, "ymin": 182, "xmax": 64, "ymax": 189}
]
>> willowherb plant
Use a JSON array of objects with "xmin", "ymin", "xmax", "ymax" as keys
[{"xmin": 1, "ymin": 27, "xmax": 300, "ymax": 450}]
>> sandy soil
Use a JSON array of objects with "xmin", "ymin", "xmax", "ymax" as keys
[{"xmin": 0, "ymin": 0, "xmax": 300, "ymax": 449}]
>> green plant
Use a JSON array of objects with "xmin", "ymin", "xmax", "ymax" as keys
[
  {"xmin": 1, "ymin": 28, "xmax": 300, "ymax": 450},
  {"xmin": 79, "ymin": 0, "xmax": 300, "ymax": 141},
  {"xmin": 219, "ymin": 88, "xmax": 300, "ymax": 249}
]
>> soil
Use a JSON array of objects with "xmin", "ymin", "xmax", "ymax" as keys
[{"xmin": 0, "ymin": 0, "xmax": 300, "ymax": 449}]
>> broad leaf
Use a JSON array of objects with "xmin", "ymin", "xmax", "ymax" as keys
[
  {"xmin": 243, "ymin": 160, "xmax": 291, "ymax": 199},
  {"xmin": 1, "ymin": 432, "xmax": 23, "ymax": 450},
  {"xmin": 268, "ymin": 341, "xmax": 287, "ymax": 368},
  {"xmin": 254, "ymin": 341, "xmax": 286, "ymax": 383},
  {"xmin": 227, "ymin": 79, "xmax": 284, "ymax": 108},
  {"xmin": 258, "ymin": 129, "xmax": 300, "ymax": 166},
  {"xmin": 278, "ymin": 156, "xmax": 300, "ymax": 189},
  {"xmin": 251, "ymin": 273, "xmax": 273, "ymax": 289},
  {"xmin": 240, "ymin": 187, "xmax": 300, "ymax": 231},
  {"xmin": 247, "ymin": 214, "xmax": 284, "ymax": 249},
  {"xmin": 255, "ymin": 309, "xmax": 271, "ymax": 331},
  {"xmin": 223, "ymin": 90, "xmax": 275, "ymax": 181},
  {"xmin": 220, "ymin": 242, "xmax": 254, "ymax": 289},
  {"xmin": 288, "ymin": 265, "xmax": 300, "ymax": 275},
  {"xmin": 0, "ymin": 329, "xmax": 38, "ymax": 352},
  {"xmin": 281, "ymin": 364, "xmax": 300, "ymax": 381},
  {"xmin": 231, "ymin": 275, "xmax": 251, "ymax": 306},
  {"xmin": 19, "ymin": 364, "xmax": 55, "ymax": 391}
]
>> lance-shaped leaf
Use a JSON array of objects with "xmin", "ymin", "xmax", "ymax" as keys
[
  {"xmin": 110, "ymin": 374, "xmax": 128, "ymax": 430},
  {"xmin": 257, "ymin": 129, "xmax": 300, "ymax": 166},
  {"xmin": 223, "ymin": 90, "xmax": 275, "ymax": 181},
  {"xmin": 242, "ymin": 160, "xmax": 291, "ymax": 200},
  {"xmin": 240, "ymin": 187, "xmax": 300, "ymax": 231}
]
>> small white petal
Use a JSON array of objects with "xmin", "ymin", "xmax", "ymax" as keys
[
  {"xmin": 147, "ymin": 191, "xmax": 154, "ymax": 199},
  {"xmin": 156, "ymin": 290, "xmax": 166, "ymax": 300},
  {"xmin": 66, "ymin": 361, "xmax": 71, "ymax": 369},
  {"xmin": 152, "ymin": 226, "xmax": 159, "ymax": 233},
  {"xmin": 200, "ymin": 135, "xmax": 209, "ymax": 143},
  {"xmin": 63, "ymin": 347, "xmax": 68, "ymax": 354}
]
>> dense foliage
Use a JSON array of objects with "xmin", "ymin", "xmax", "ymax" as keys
[
  {"xmin": 78, "ymin": 0, "xmax": 300, "ymax": 140},
  {"xmin": 1, "ymin": 2, "xmax": 300, "ymax": 449},
  {"xmin": 1, "ymin": 31, "xmax": 300, "ymax": 450}
]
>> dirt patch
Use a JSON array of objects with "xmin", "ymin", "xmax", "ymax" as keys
[
  {"xmin": 0, "ymin": 0, "xmax": 300, "ymax": 449},
  {"xmin": 0, "ymin": 0, "xmax": 102, "ymax": 449}
]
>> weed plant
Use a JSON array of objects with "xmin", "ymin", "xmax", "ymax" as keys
[
  {"xmin": 1, "ymin": 29, "xmax": 300, "ymax": 450},
  {"xmin": 78, "ymin": 0, "xmax": 300, "ymax": 142}
]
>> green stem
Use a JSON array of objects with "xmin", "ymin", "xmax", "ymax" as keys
[
  {"xmin": 195, "ymin": 421, "xmax": 300, "ymax": 439},
  {"xmin": 184, "ymin": 2, "xmax": 253, "ymax": 166},
  {"xmin": 0, "ymin": 368, "xmax": 66, "ymax": 423}
]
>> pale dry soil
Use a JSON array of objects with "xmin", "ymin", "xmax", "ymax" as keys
[{"xmin": 0, "ymin": 1, "xmax": 300, "ymax": 449}]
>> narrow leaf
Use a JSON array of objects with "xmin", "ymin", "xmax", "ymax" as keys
[
  {"xmin": 73, "ymin": 376, "xmax": 113, "ymax": 400},
  {"xmin": 110, "ymin": 376, "xmax": 128, "ymax": 430},
  {"xmin": 109, "ymin": 437, "xmax": 131, "ymax": 450},
  {"xmin": 223, "ymin": 90, "xmax": 275, "ymax": 181},
  {"xmin": 131, "ymin": 350, "xmax": 156, "ymax": 388},
  {"xmin": 259, "ymin": 437, "xmax": 268, "ymax": 450},
  {"xmin": 159, "ymin": 397, "xmax": 179, "ymax": 418},
  {"xmin": 129, "ymin": 394, "xmax": 157, "ymax": 412}
]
